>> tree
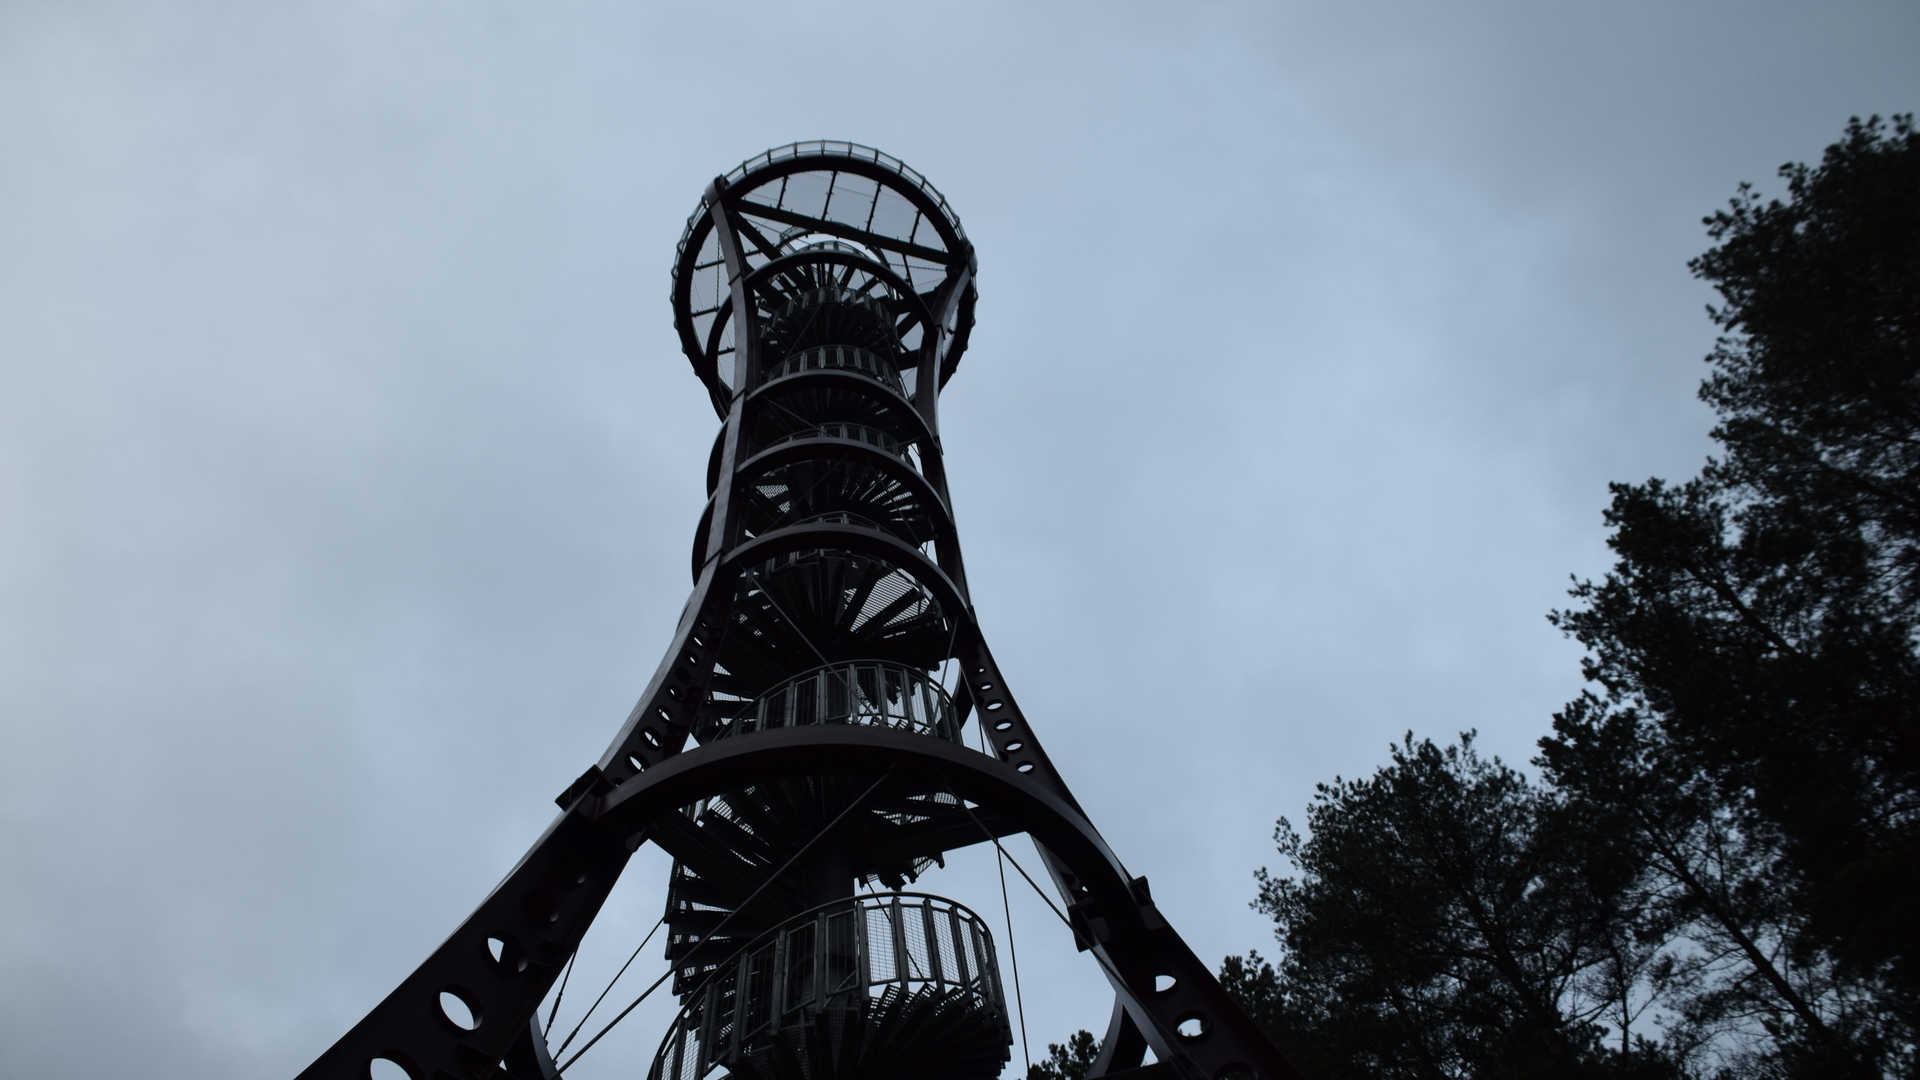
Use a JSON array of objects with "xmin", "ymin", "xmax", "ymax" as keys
[
  {"xmin": 1027, "ymin": 1030, "xmax": 1101, "ymax": 1080},
  {"xmin": 1024, "ymin": 114, "xmax": 1919, "ymax": 1080},
  {"xmin": 1539, "ymin": 698, "xmax": 1872, "ymax": 1076},
  {"xmin": 1542, "ymin": 115, "xmax": 1919, "ymax": 1077},
  {"xmin": 1227, "ymin": 734, "xmax": 1675, "ymax": 1080}
]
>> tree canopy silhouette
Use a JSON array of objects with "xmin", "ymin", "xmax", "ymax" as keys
[
  {"xmin": 1223, "ymin": 735, "xmax": 1675, "ymax": 1080},
  {"xmin": 1211, "ymin": 116, "xmax": 1918, "ymax": 1080},
  {"xmin": 1539, "ymin": 113, "xmax": 1918, "ymax": 1077}
]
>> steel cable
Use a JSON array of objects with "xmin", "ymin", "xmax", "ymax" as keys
[{"xmin": 552, "ymin": 766, "xmax": 899, "ymax": 1076}]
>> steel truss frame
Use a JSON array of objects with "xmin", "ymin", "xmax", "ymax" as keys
[{"xmin": 294, "ymin": 143, "xmax": 1305, "ymax": 1080}]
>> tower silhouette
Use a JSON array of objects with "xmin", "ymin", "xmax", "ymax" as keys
[{"xmin": 297, "ymin": 142, "xmax": 1304, "ymax": 1080}]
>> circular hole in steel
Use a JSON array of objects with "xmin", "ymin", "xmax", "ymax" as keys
[
  {"xmin": 1154, "ymin": 974, "xmax": 1177, "ymax": 994},
  {"xmin": 1176, "ymin": 1013, "xmax": 1208, "ymax": 1041},
  {"xmin": 1016, "ymin": 761, "xmax": 1035, "ymax": 773},
  {"xmin": 1003, "ymin": 740, "xmax": 1024, "ymax": 752},
  {"xmin": 629, "ymin": 754, "xmax": 648, "ymax": 773},
  {"xmin": 369, "ymin": 1056, "xmax": 415, "ymax": 1080},
  {"xmin": 484, "ymin": 934, "xmax": 527, "ymax": 973},
  {"xmin": 993, "ymin": 720, "xmax": 1013, "ymax": 731},
  {"xmin": 977, "ymin": 682, "xmax": 994, "ymax": 691},
  {"xmin": 985, "ymin": 701, "xmax": 1004, "ymax": 711},
  {"xmin": 642, "ymin": 728, "xmax": 663, "ymax": 750},
  {"xmin": 439, "ymin": 988, "xmax": 481, "ymax": 1031}
]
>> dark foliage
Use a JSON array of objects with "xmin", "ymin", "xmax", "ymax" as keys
[
  {"xmin": 1541, "ymin": 115, "xmax": 1919, "ymax": 1077},
  {"xmin": 1223, "ymin": 735, "xmax": 1679, "ymax": 1080},
  {"xmin": 1207, "ymin": 117, "xmax": 1919, "ymax": 1080},
  {"xmin": 1024, "ymin": 115, "xmax": 1918, "ymax": 1080},
  {"xmin": 1027, "ymin": 1030, "xmax": 1101, "ymax": 1080}
]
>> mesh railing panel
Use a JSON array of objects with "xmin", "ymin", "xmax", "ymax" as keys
[
  {"xmin": 764, "ymin": 345, "xmax": 906, "ymax": 395},
  {"xmin": 648, "ymin": 895, "xmax": 1007, "ymax": 1080},
  {"xmin": 715, "ymin": 141, "xmax": 965, "ymax": 244},
  {"xmin": 715, "ymin": 661, "xmax": 957, "ymax": 743},
  {"xmin": 763, "ymin": 421, "xmax": 910, "ymax": 461}
]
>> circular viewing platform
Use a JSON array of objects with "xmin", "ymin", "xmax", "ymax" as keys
[
  {"xmin": 763, "ymin": 421, "xmax": 910, "ymax": 461},
  {"xmin": 672, "ymin": 140, "xmax": 977, "ymax": 414}
]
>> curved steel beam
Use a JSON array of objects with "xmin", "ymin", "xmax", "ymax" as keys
[
  {"xmin": 600, "ymin": 730, "xmax": 1303, "ymax": 1080},
  {"xmin": 295, "ymin": 727, "xmax": 1301, "ymax": 1080}
]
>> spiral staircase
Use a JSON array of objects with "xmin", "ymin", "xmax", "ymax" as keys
[{"xmin": 649, "ymin": 271, "xmax": 1014, "ymax": 1080}]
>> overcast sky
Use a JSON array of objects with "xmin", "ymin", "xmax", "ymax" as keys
[{"xmin": 1, "ymin": 2, "xmax": 1915, "ymax": 1077}]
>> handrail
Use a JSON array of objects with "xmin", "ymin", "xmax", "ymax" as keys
[
  {"xmin": 712, "ymin": 660, "xmax": 957, "ymax": 744},
  {"xmin": 786, "ymin": 510, "xmax": 885, "ymax": 531},
  {"xmin": 762, "ymin": 421, "xmax": 910, "ymax": 461},
  {"xmin": 717, "ymin": 140, "xmax": 966, "ymax": 242},
  {"xmin": 672, "ymin": 140, "xmax": 966, "ymax": 275},
  {"xmin": 650, "ymin": 893, "xmax": 1007, "ymax": 1080},
  {"xmin": 764, "ymin": 344, "xmax": 905, "ymax": 395}
]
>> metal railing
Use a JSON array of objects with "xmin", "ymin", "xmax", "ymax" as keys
[
  {"xmin": 785, "ymin": 510, "xmax": 885, "ymax": 531},
  {"xmin": 712, "ymin": 660, "xmax": 957, "ymax": 744},
  {"xmin": 765, "ymin": 345, "xmax": 906, "ymax": 395},
  {"xmin": 672, "ymin": 140, "xmax": 963, "ymax": 277},
  {"xmin": 650, "ymin": 894, "xmax": 1007, "ymax": 1080},
  {"xmin": 719, "ymin": 141, "xmax": 967, "ymax": 242},
  {"xmin": 763, "ymin": 420, "xmax": 909, "ymax": 461}
]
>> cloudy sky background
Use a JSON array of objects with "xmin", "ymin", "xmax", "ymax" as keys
[{"xmin": 2, "ymin": 1, "xmax": 1915, "ymax": 1077}]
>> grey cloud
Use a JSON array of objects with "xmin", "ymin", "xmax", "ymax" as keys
[{"xmin": 1, "ymin": 2, "xmax": 1914, "ymax": 1076}]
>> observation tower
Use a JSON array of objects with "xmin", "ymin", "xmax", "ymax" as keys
[{"xmin": 296, "ymin": 142, "xmax": 1303, "ymax": 1080}]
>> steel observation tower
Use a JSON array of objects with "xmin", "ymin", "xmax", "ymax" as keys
[{"xmin": 297, "ymin": 142, "xmax": 1303, "ymax": 1080}]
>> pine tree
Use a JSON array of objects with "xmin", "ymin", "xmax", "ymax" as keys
[{"xmin": 1542, "ymin": 115, "xmax": 1919, "ymax": 1076}]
